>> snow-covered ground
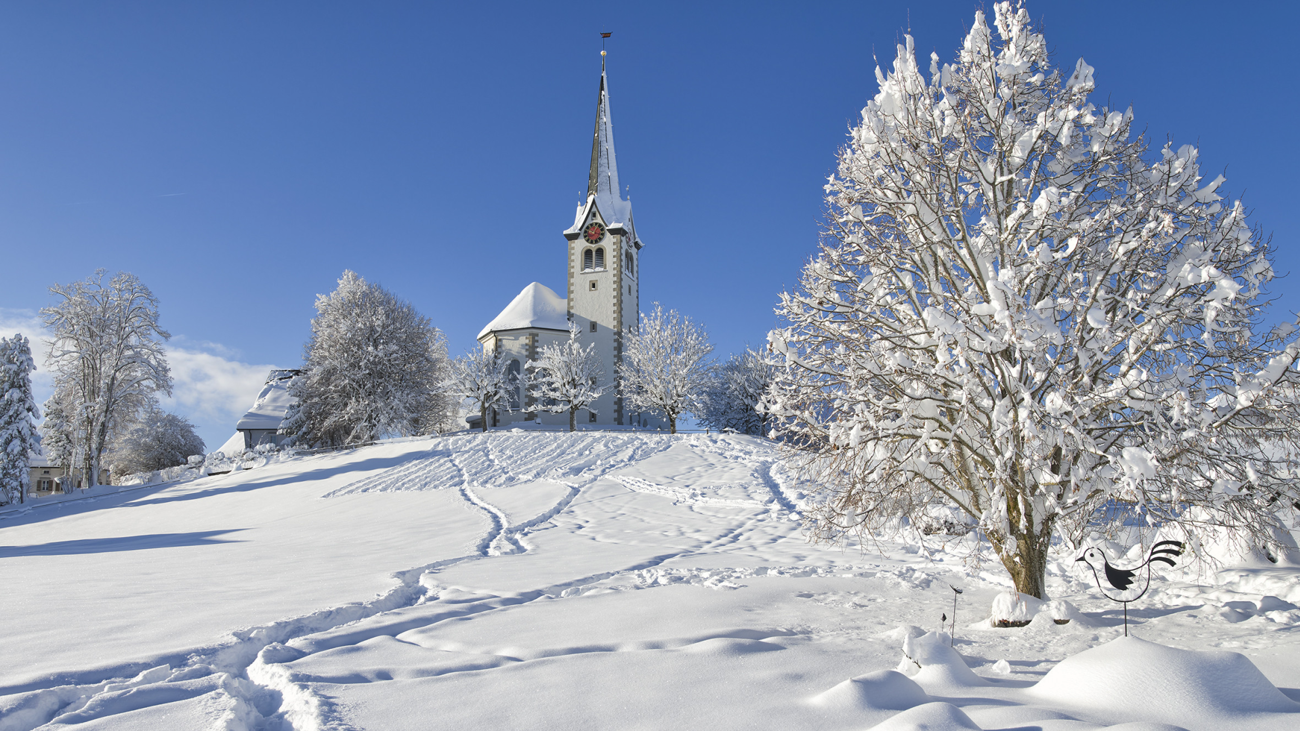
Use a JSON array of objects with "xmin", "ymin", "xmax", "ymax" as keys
[{"xmin": 2, "ymin": 432, "xmax": 1298, "ymax": 730}]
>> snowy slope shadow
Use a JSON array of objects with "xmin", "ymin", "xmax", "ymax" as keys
[{"xmin": 0, "ymin": 529, "xmax": 245, "ymax": 557}]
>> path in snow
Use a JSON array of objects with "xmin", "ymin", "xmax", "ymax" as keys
[{"xmin": 2, "ymin": 432, "xmax": 1298, "ymax": 730}]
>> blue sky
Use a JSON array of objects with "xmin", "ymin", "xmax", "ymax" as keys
[{"xmin": 3, "ymin": 1, "xmax": 1298, "ymax": 450}]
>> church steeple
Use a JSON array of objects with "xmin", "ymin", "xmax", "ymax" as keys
[
  {"xmin": 588, "ymin": 53, "xmax": 620, "ymax": 203},
  {"xmin": 582, "ymin": 51, "xmax": 636, "ymax": 245}
]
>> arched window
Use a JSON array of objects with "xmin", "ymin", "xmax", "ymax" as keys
[
  {"xmin": 628, "ymin": 251, "xmax": 635, "ymax": 277},
  {"xmin": 583, "ymin": 249, "xmax": 593, "ymax": 270},
  {"xmin": 594, "ymin": 247, "xmax": 605, "ymax": 270}
]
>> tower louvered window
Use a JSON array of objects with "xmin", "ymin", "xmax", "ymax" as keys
[
  {"xmin": 583, "ymin": 249, "xmax": 593, "ymax": 270},
  {"xmin": 595, "ymin": 247, "xmax": 605, "ymax": 270}
]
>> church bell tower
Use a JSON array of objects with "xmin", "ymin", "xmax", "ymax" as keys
[{"xmin": 563, "ymin": 50, "xmax": 643, "ymax": 426}]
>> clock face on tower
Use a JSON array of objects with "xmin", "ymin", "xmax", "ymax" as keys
[{"xmin": 583, "ymin": 222, "xmax": 606, "ymax": 244}]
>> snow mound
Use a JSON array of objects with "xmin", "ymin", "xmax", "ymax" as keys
[
  {"xmin": 1030, "ymin": 636, "xmax": 1300, "ymax": 727},
  {"xmin": 868, "ymin": 701, "xmax": 980, "ymax": 730},
  {"xmin": 810, "ymin": 670, "xmax": 929, "ymax": 711},
  {"xmin": 988, "ymin": 591, "xmax": 1084, "ymax": 627},
  {"xmin": 901, "ymin": 630, "xmax": 985, "ymax": 688}
]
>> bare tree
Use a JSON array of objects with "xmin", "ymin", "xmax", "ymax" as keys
[
  {"xmin": 528, "ymin": 322, "xmax": 608, "ymax": 431},
  {"xmin": 282, "ymin": 271, "xmax": 450, "ymax": 447},
  {"xmin": 619, "ymin": 304, "xmax": 713, "ymax": 434},
  {"xmin": 0, "ymin": 335, "xmax": 41, "ymax": 504},
  {"xmin": 445, "ymin": 348, "xmax": 514, "ymax": 432},
  {"xmin": 42, "ymin": 270, "xmax": 172, "ymax": 488},
  {"xmin": 767, "ymin": 3, "xmax": 1300, "ymax": 598}
]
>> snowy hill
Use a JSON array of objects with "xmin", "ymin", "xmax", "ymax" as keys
[{"xmin": 2, "ymin": 432, "xmax": 1298, "ymax": 730}]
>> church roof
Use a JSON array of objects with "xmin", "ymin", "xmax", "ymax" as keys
[
  {"xmin": 478, "ymin": 282, "xmax": 569, "ymax": 339},
  {"xmin": 564, "ymin": 55, "xmax": 640, "ymax": 247}
]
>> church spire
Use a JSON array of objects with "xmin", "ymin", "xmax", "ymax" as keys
[
  {"xmin": 588, "ymin": 50, "xmax": 620, "ymax": 204},
  {"xmin": 568, "ymin": 48, "xmax": 638, "ymax": 247}
]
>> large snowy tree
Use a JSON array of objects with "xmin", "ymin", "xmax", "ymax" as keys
[
  {"xmin": 619, "ymin": 304, "xmax": 713, "ymax": 434},
  {"xmin": 445, "ymin": 348, "xmax": 514, "ymax": 432},
  {"xmin": 42, "ymin": 270, "xmax": 172, "ymax": 488},
  {"xmin": 0, "ymin": 335, "xmax": 41, "ymax": 505},
  {"xmin": 766, "ymin": 3, "xmax": 1300, "ymax": 599},
  {"xmin": 283, "ymin": 271, "xmax": 450, "ymax": 447},
  {"xmin": 698, "ymin": 348, "xmax": 775, "ymax": 436},
  {"xmin": 109, "ymin": 402, "xmax": 205, "ymax": 477},
  {"xmin": 528, "ymin": 322, "xmax": 608, "ymax": 432}
]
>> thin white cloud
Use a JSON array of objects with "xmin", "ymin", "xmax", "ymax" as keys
[{"xmin": 161, "ymin": 347, "xmax": 277, "ymax": 450}]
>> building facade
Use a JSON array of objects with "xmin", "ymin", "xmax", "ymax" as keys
[{"xmin": 477, "ymin": 54, "xmax": 663, "ymax": 429}]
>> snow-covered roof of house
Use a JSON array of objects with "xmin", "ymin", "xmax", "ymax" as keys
[
  {"xmin": 235, "ymin": 370, "xmax": 300, "ymax": 431},
  {"xmin": 478, "ymin": 282, "xmax": 569, "ymax": 339},
  {"xmin": 562, "ymin": 58, "xmax": 641, "ymax": 248}
]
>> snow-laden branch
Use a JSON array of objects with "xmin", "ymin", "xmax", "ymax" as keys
[
  {"xmin": 527, "ymin": 322, "xmax": 608, "ymax": 432},
  {"xmin": 40, "ymin": 270, "xmax": 172, "ymax": 487},
  {"xmin": 619, "ymin": 304, "xmax": 713, "ymax": 434},
  {"xmin": 767, "ymin": 2, "xmax": 1300, "ymax": 598}
]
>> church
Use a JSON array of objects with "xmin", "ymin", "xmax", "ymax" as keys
[{"xmin": 475, "ymin": 53, "xmax": 663, "ymax": 430}]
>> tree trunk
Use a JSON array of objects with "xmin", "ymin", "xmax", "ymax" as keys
[
  {"xmin": 669, "ymin": 411, "xmax": 677, "ymax": 435},
  {"xmin": 998, "ymin": 535, "xmax": 1049, "ymax": 599},
  {"xmin": 569, "ymin": 407, "xmax": 576, "ymax": 432},
  {"xmin": 82, "ymin": 449, "xmax": 95, "ymax": 490},
  {"xmin": 480, "ymin": 404, "xmax": 488, "ymax": 432}
]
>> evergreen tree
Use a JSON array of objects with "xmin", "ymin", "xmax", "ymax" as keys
[{"xmin": 0, "ymin": 335, "xmax": 41, "ymax": 504}]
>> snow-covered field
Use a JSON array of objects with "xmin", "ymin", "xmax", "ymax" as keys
[{"xmin": 2, "ymin": 432, "xmax": 1298, "ymax": 730}]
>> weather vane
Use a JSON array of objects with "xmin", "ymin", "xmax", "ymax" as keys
[{"xmin": 1076, "ymin": 540, "xmax": 1184, "ymax": 636}]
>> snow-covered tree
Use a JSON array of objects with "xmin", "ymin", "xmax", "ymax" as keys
[
  {"xmin": 38, "ymin": 386, "xmax": 76, "ymax": 472},
  {"xmin": 108, "ymin": 402, "xmax": 205, "ymax": 477},
  {"xmin": 767, "ymin": 3, "xmax": 1300, "ymax": 599},
  {"xmin": 283, "ymin": 271, "xmax": 450, "ymax": 447},
  {"xmin": 528, "ymin": 322, "xmax": 608, "ymax": 432},
  {"xmin": 42, "ymin": 270, "xmax": 172, "ymax": 488},
  {"xmin": 445, "ymin": 348, "xmax": 514, "ymax": 432},
  {"xmin": 620, "ymin": 304, "xmax": 713, "ymax": 434},
  {"xmin": 0, "ymin": 335, "xmax": 41, "ymax": 505},
  {"xmin": 698, "ymin": 348, "xmax": 774, "ymax": 436}
]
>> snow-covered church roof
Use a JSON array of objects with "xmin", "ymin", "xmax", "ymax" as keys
[
  {"xmin": 563, "ymin": 56, "xmax": 641, "ymax": 248},
  {"xmin": 235, "ymin": 370, "xmax": 301, "ymax": 431},
  {"xmin": 478, "ymin": 282, "xmax": 569, "ymax": 339}
]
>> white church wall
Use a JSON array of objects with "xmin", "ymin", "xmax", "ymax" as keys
[{"xmin": 569, "ymin": 207, "xmax": 622, "ymax": 425}]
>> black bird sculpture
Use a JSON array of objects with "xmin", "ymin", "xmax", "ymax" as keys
[{"xmin": 1076, "ymin": 540, "xmax": 1184, "ymax": 636}]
